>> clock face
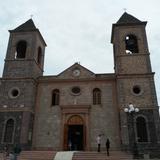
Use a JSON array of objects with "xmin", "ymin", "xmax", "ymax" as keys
[{"xmin": 73, "ymin": 69, "xmax": 80, "ymax": 77}]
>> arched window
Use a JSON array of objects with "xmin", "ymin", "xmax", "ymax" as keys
[
  {"xmin": 136, "ymin": 116, "xmax": 148, "ymax": 142},
  {"xmin": 52, "ymin": 89, "xmax": 60, "ymax": 106},
  {"xmin": 37, "ymin": 47, "xmax": 42, "ymax": 65},
  {"xmin": 15, "ymin": 41, "xmax": 27, "ymax": 58},
  {"xmin": 3, "ymin": 119, "xmax": 15, "ymax": 143},
  {"xmin": 125, "ymin": 34, "xmax": 139, "ymax": 54},
  {"xmin": 93, "ymin": 88, "xmax": 101, "ymax": 105}
]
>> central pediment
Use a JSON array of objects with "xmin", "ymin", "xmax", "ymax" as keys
[{"xmin": 57, "ymin": 63, "xmax": 95, "ymax": 79}]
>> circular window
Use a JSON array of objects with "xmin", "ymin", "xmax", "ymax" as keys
[
  {"xmin": 9, "ymin": 87, "xmax": 20, "ymax": 98},
  {"xmin": 71, "ymin": 86, "xmax": 81, "ymax": 95},
  {"xmin": 132, "ymin": 85, "xmax": 141, "ymax": 95}
]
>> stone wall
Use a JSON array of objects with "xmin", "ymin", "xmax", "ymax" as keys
[{"xmin": 33, "ymin": 78, "xmax": 121, "ymax": 150}]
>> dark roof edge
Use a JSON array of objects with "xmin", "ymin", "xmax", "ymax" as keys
[
  {"xmin": 116, "ymin": 12, "xmax": 142, "ymax": 24},
  {"xmin": 9, "ymin": 29, "xmax": 38, "ymax": 32},
  {"xmin": 113, "ymin": 21, "xmax": 147, "ymax": 27}
]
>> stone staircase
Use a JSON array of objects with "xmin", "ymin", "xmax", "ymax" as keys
[
  {"xmin": 73, "ymin": 151, "xmax": 132, "ymax": 160},
  {"xmin": 0, "ymin": 150, "xmax": 134, "ymax": 160},
  {"xmin": 0, "ymin": 151, "xmax": 56, "ymax": 160},
  {"xmin": 17, "ymin": 151, "xmax": 57, "ymax": 160}
]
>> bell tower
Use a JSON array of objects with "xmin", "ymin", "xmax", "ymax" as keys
[
  {"xmin": 111, "ymin": 12, "xmax": 152, "ymax": 75},
  {"xmin": 0, "ymin": 19, "xmax": 46, "ymax": 150},
  {"xmin": 3, "ymin": 19, "xmax": 46, "ymax": 78},
  {"xmin": 112, "ymin": 12, "xmax": 160, "ymax": 156}
]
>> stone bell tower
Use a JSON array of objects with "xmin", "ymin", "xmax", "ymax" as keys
[
  {"xmin": 111, "ymin": 12, "xmax": 160, "ymax": 157},
  {"xmin": 0, "ymin": 19, "xmax": 46, "ymax": 149},
  {"xmin": 3, "ymin": 19, "xmax": 46, "ymax": 78}
]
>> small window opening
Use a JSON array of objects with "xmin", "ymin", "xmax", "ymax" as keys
[
  {"xmin": 52, "ymin": 89, "xmax": 60, "ymax": 106},
  {"xmin": 3, "ymin": 119, "xmax": 15, "ymax": 143},
  {"xmin": 37, "ymin": 47, "xmax": 42, "ymax": 65},
  {"xmin": 133, "ymin": 86, "xmax": 141, "ymax": 95},
  {"xmin": 15, "ymin": 41, "xmax": 27, "ymax": 58},
  {"xmin": 71, "ymin": 87, "xmax": 81, "ymax": 95},
  {"xmin": 93, "ymin": 88, "xmax": 101, "ymax": 105},
  {"xmin": 125, "ymin": 35, "xmax": 139, "ymax": 54},
  {"xmin": 8, "ymin": 87, "xmax": 20, "ymax": 99},
  {"xmin": 11, "ymin": 89, "xmax": 19, "ymax": 97}
]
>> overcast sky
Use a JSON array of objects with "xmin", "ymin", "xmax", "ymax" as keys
[{"xmin": 0, "ymin": 0, "xmax": 160, "ymax": 107}]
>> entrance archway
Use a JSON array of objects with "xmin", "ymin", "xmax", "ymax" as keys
[{"xmin": 64, "ymin": 115, "xmax": 85, "ymax": 151}]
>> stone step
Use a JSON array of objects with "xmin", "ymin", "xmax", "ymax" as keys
[
  {"xmin": 1, "ymin": 150, "xmax": 133, "ymax": 160},
  {"xmin": 18, "ymin": 151, "xmax": 56, "ymax": 160},
  {"xmin": 73, "ymin": 151, "xmax": 132, "ymax": 160}
]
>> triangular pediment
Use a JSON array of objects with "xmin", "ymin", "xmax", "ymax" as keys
[{"xmin": 58, "ymin": 63, "xmax": 95, "ymax": 79}]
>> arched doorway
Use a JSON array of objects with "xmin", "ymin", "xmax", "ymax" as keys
[
  {"xmin": 3, "ymin": 119, "xmax": 15, "ymax": 143},
  {"xmin": 136, "ymin": 116, "xmax": 148, "ymax": 142},
  {"xmin": 64, "ymin": 115, "xmax": 85, "ymax": 151}
]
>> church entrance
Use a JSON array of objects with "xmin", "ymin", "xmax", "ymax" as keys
[
  {"xmin": 68, "ymin": 125, "xmax": 83, "ymax": 150},
  {"xmin": 64, "ymin": 115, "xmax": 85, "ymax": 151}
]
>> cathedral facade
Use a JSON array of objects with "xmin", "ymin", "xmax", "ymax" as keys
[{"xmin": 0, "ymin": 12, "xmax": 160, "ymax": 157}]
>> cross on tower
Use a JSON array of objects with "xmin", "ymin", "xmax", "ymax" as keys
[
  {"xmin": 123, "ymin": 8, "xmax": 127, "ymax": 12},
  {"xmin": 30, "ymin": 14, "xmax": 33, "ymax": 19}
]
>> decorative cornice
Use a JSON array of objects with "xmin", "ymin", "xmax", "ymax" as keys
[
  {"xmin": 0, "ymin": 107, "xmax": 34, "ymax": 113},
  {"xmin": 60, "ymin": 105, "xmax": 91, "ymax": 114}
]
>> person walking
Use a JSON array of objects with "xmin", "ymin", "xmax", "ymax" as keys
[
  {"xmin": 96, "ymin": 135, "xmax": 101, "ymax": 152},
  {"xmin": 106, "ymin": 138, "xmax": 110, "ymax": 156},
  {"xmin": 9, "ymin": 152, "xmax": 15, "ymax": 160}
]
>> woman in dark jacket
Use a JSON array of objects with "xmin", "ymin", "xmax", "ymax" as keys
[{"xmin": 106, "ymin": 138, "xmax": 110, "ymax": 156}]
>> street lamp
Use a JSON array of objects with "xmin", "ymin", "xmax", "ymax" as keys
[{"xmin": 124, "ymin": 103, "xmax": 140, "ymax": 159}]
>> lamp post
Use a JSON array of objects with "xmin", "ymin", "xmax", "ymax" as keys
[{"xmin": 124, "ymin": 103, "xmax": 139, "ymax": 159}]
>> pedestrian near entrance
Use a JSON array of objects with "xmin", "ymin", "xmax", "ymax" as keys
[
  {"xmin": 68, "ymin": 140, "xmax": 72, "ymax": 151},
  {"xmin": 96, "ymin": 135, "xmax": 101, "ymax": 152},
  {"xmin": 106, "ymin": 138, "xmax": 110, "ymax": 156},
  {"xmin": 9, "ymin": 152, "xmax": 15, "ymax": 160}
]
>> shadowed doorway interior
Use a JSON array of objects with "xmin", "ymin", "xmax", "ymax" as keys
[
  {"xmin": 64, "ymin": 115, "xmax": 85, "ymax": 151},
  {"xmin": 68, "ymin": 125, "xmax": 83, "ymax": 150}
]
